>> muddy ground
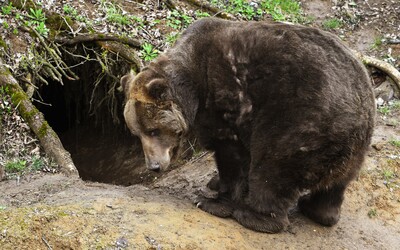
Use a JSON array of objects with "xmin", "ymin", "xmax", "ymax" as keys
[{"xmin": 1, "ymin": 0, "xmax": 400, "ymax": 249}]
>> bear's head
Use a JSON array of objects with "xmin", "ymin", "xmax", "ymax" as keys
[{"xmin": 121, "ymin": 65, "xmax": 188, "ymax": 171}]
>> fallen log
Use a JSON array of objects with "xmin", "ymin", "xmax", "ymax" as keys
[{"xmin": 0, "ymin": 60, "xmax": 78, "ymax": 176}]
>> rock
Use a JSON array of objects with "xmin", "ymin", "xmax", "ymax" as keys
[
  {"xmin": 372, "ymin": 142, "xmax": 385, "ymax": 151},
  {"xmin": 374, "ymin": 80, "xmax": 395, "ymax": 104}
]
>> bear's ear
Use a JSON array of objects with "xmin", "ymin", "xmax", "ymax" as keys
[
  {"xmin": 145, "ymin": 78, "xmax": 171, "ymax": 101},
  {"xmin": 120, "ymin": 71, "xmax": 136, "ymax": 99}
]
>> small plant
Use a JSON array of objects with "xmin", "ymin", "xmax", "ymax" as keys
[
  {"xmin": 25, "ymin": 8, "xmax": 49, "ymax": 37},
  {"xmin": 141, "ymin": 43, "xmax": 159, "ymax": 61},
  {"xmin": 0, "ymin": 85, "xmax": 9, "ymax": 96},
  {"xmin": 389, "ymin": 139, "xmax": 400, "ymax": 148},
  {"xmin": 0, "ymin": 87, "xmax": 12, "ymax": 116},
  {"xmin": 31, "ymin": 156, "xmax": 44, "ymax": 171},
  {"xmin": 63, "ymin": 4, "xmax": 87, "ymax": 22},
  {"xmin": 367, "ymin": 208, "xmax": 377, "ymax": 218},
  {"xmin": 132, "ymin": 16, "xmax": 145, "ymax": 29},
  {"xmin": 27, "ymin": 8, "xmax": 47, "ymax": 24},
  {"xmin": 103, "ymin": 2, "xmax": 130, "ymax": 26},
  {"xmin": 391, "ymin": 100, "xmax": 400, "ymax": 110},
  {"xmin": 63, "ymin": 4, "xmax": 78, "ymax": 16},
  {"xmin": 382, "ymin": 169, "xmax": 395, "ymax": 180},
  {"xmin": 2, "ymin": 21, "xmax": 9, "ymax": 29},
  {"xmin": 195, "ymin": 10, "xmax": 211, "ymax": 18},
  {"xmin": 166, "ymin": 32, "xmax": 180, "ymax": 45},
  {"xmin": 35, "ymin": 21, "xmax": 49, "ymax": 37},
  {"xmin": 210, "ymin": 0, "xmax": 303, "ymax": 22},
  {"xmin": 5, "ymin": 159, "xmax": 27, "ymax": 173},
  {"xmin": 167, "ymin": 10, "xmax": 193, "ymax": 30},
  {"xmin": 378, "ymin": 106, "xmax": 390, "ymax": 115},
  {"xmin": 322, "ymin": 18, "xmax": 343, "ymax": 30},
  {"xmin": 1, "ymin": 2, "xmax": 13, "ymax": 15},
  {"xmin": 371, "ymin": 36, "xmax": 383, "ymax": 50}
]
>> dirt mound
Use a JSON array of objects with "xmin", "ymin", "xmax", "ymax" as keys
[{"xmin": 1, "ymin": 152, "xmax": 399, "ymax": 249}]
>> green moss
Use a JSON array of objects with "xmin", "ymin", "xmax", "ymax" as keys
[
  {"xmin": 10, "ymin": 90, "xmax": 26, "ymax": 106},
  {"xmin": 38, "ymin": 121, "xmax": 50, "ymax": 139},
  {"xmin": 0, "ymin": 38, "xmax": 7, "ymax": 50},
  {"xmin": 46, "ymin": 13, "xmax": 73, "ymax": 33},
  {"xmin": 24, "ymin": 109, "xmax": 38, "ymax": 121}
]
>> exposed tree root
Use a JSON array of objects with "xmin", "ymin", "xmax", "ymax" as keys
[
  {"xmin": 55, "ymin": 34, "xmax": 142, "ymax": 49},
  {"xmin": 354, "ymin": 50, "xmax": 400, "ymax": 93},
  {"xmin": 0, "ymin": 60, "xmax": 78, "ymax": 176},
  {"xmin": 97, "ymin": 41, "xmax": 144, "ymax": 71}
]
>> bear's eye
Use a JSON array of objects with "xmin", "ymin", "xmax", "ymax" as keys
[{"xmin": 148, "ymin": 129, "xmax": 160, "ymax": 137}]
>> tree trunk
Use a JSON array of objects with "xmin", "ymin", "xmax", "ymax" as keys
[{"xmin": 0, "ymin": 60, "xmax": 78, "ymax": 176}]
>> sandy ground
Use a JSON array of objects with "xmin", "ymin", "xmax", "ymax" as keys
[{"xmin": 0, "ymin": 141, "xmax": 399, "ymax": 249}]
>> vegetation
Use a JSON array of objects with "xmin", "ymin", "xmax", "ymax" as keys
[
  {"xmin": 141, "ymin": 42, "xmax": 159, "ymax": 61},
  {"xmin": 389, "ymin": 139, "xmax": 400, "ymax": 148},
  {"xmin": 167, "ymin": 9, "xmax": 194, "ymax": 30},
  {"xmin": 210, "ymin": 0, "xmax": 303, "ymax": 22},
  {"xmin": 26, "ymin": 8, "xmax": 49, "ymax": 36},
  {"xmin": 367, "ymin": 208, "xmax": 377, "ymax": 218},
  {"xmin": 322, "ymin": 18, "xmax": 343, "ymax": 30},
  {"xmin": 378, "ymin": 105, "xmax": 390, "ymax": 115},
  {"xmin": 378, "ymin": 100, "xmax": 400, "ymax": 115},
  {"xmin": 1, "ymin": 2, "xmax": 13, "ymax": 15},
  {"xmin": 5, "ymin": 159, "xmax": 27, "ymax": 173},
  {"xmin": 371, "ymin": 36, "xmax": 383, "ymax": 50}
]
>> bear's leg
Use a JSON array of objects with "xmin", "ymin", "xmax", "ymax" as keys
[
  {"xmin": 231, "ymin": 163, "xmax": 292, "ymax": 233},
  {"xmin": 298, "ymin": 183, "xmax": 346, "ymax": 226},
  {"xmin": 197, "ymin": 139, "xmax": 250, "ymax": 218}
]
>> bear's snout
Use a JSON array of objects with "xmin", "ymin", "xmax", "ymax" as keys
[
  {"xmin": 147, "ymin": 162, "xmax": 161, "ymax": 172},
  {"xmin": 141, "ymin": 135, "xmax": 172, "ymax": 172}
]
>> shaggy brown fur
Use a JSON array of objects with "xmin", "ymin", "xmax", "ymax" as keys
[{"xmin": 122, "ymin": 18, "xmax": 375, "ymax": 233}]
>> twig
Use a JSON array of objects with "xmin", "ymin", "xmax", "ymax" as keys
[
  {"xmin": 30, "ymin": 28, "xmax": 79, "ymax": 81},
  {"xmin": 387, "ymin": 39, "xmax": 400, "ymax": 45},
  {"xmin": 42, "ymin": 235, "xmax": 53, "ymax": 250},
  {"xmin": 189, "ymin": 151, "xmax": 210, "ymax": 164}
]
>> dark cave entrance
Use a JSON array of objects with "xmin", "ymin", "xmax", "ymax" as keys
[{"xmin": 33, "ymin": 49, "xmax": 157, "ymax": 185}]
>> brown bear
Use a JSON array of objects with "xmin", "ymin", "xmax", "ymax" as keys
[{"xmin": 121, "ymin": 18, "xmax": 375, "ymax": 233}]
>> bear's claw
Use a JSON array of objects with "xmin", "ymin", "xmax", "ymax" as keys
[{"xmin": 195, "ymin": 197, "xmax": 234, "ymax": 218}]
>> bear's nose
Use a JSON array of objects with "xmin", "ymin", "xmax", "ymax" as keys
[{"xmin": 148, "ymin": 162, "xmax": 160, "ymax": 172}]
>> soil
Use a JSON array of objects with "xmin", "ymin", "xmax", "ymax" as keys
[{"xmin": 1, "ymin": 0, "xmax": 400, "ymax": 249}]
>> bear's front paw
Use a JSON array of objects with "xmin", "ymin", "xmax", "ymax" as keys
[
  {"xmin": 195, "ymin": 197, "xmax": 234, "ymax": 218},
  {"xmin": 232, "ymin": 209, "xmax": 289, "ymax": 233}
]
